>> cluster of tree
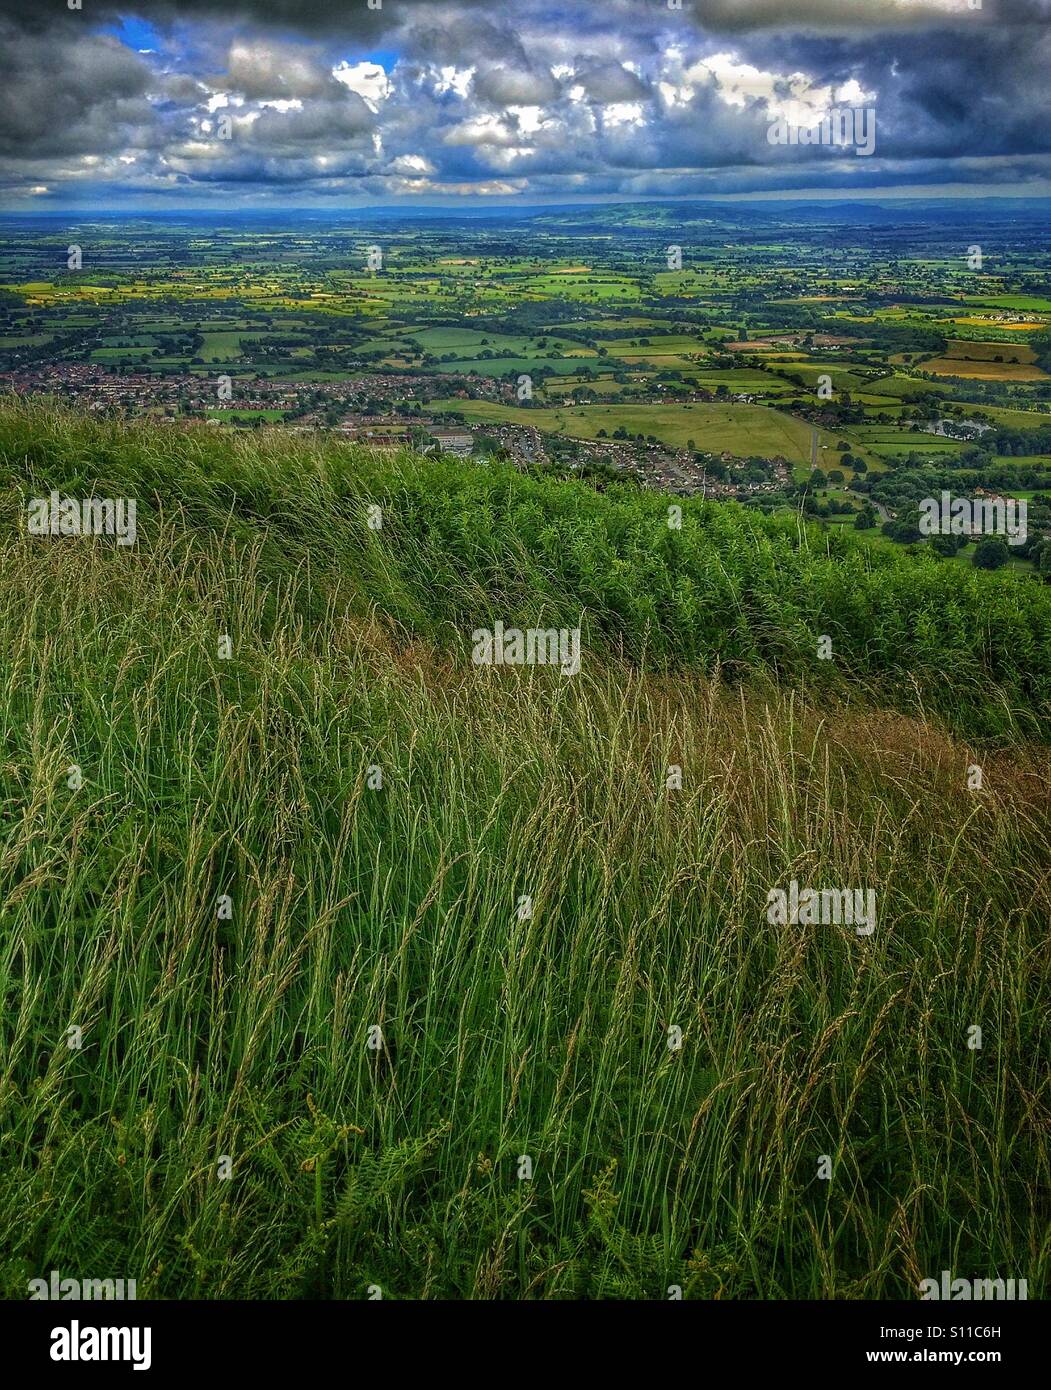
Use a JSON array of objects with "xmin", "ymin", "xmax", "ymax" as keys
[
  {"xmin": 873, "ymin": 504, "xmax": 1051, "ymax": 575},
  {"xmin": 927, "ymin": 375, "xmax": 1051, "ymax": 411},
  {"xmin": 752, "ymin": 304, "xmax": 946, "ymax": 357},
  {"xmin": 803, "ymin": 493, "xmax": 856, "ymax": 519},
  {"xmin": 978, "ymin": 423, "xmax": 1051, "ymax": 457},
  {"xmin": 1030, "ymin": 329, "xmax": 1051, "ymax": 375}
]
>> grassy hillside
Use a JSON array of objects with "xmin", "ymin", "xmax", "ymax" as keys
[{"xmin": 0, "ymin": 401, "xmax": 1047, "ymax": 1299}]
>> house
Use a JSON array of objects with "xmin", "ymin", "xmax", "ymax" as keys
[{"xmin": 428, "ymin": 427, "xmax": 474, "ymax": 457}]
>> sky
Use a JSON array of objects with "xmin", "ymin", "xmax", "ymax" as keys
[{"xmin": 1, "ymin": 0, "xmax": 1049, "ymax": 209}]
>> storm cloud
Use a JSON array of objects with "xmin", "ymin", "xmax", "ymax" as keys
[{"xmin": 0, "ymin": 0, "xmax": 1047, "ymax": 206}]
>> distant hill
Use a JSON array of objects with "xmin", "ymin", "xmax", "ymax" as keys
[{"xmin": 525, "ymin": 198, "xmax": 1051, "ymax": 231}]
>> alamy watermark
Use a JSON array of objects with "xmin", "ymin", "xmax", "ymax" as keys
[
  {"xmin": 29, "ymin": 1270, "xmax": 136, "ymax": 1300},
  {"xmin": 49, "ymin": 1322, "xmax": 151, "ymax": 1371},
  {"xmin": 919, "ymin": 1271, "xmax": 1027, "ymax": 1301},
  {"xmin": 472, "ymin": 620, "xmax": 581, "ymax": 676},
  {"xmin": 768, "ymin": 108, "xmax": 876, "ymax": 157},
  {"xmin": 26, "ymin": 492, "xmax": 137, "ymax": 546},
  {"xmin": 766, "ymin": 878, "xmax": 876, "ymax": 935},
  {"xmin": 918, "ymin": 492, "xmax": 1027, "ymax": 546}
]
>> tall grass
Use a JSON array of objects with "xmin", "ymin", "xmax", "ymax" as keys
[{"xmin": 0, "ymin": 402, "xmax": 1047, "ymax": 1298}]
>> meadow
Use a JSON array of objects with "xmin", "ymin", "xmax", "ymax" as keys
[
  {"xmin": 428, "ymin": 399, "xmax": 848, "ymax": 468},
  {"xmin": 0, "ymin": 401, "xmax": 1047, "ymax": 1299}
]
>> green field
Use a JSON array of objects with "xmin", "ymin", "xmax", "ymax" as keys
[{"xmin": 430, "ymin": 399, "xmax": 846, "ymax": 465}]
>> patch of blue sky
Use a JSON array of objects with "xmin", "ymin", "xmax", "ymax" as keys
[{"xmin": 97, "ymin": 16, "xmax": 163, "ymax": 52}]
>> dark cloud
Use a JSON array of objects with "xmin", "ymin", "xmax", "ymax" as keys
[
  {"xmin": 0, "ymin": 23, "xmax": 155, "ymax": 159},
  {"xmin": 472, "ymin": 62, "xmax": 562, "ymax": 107},
  {"xmin": 0, "ymin": 0, "xmax": 388, "ymax": 38},
  {"xmin": 248, "ymin": 94, "xmax": 375, "ymax": 148},
  {"xmin": 689, "ymin": 0, "xmax": 1044, "ymax": 32},
  {"xmin": 574, "ymin": 61, "xmax": 650, "ymax": 103},
  {"xmin": 223, "ymin": 39, "xmax": 335, "ymax": 99}
]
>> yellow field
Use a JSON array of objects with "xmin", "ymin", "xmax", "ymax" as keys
[
  {"xmin": 922, "ymin": 360, "xmax": 1046, "ymax": 381},
  {"xmin": 952, "ymin": 317, "xmax": 1045, "ymax": 330}
]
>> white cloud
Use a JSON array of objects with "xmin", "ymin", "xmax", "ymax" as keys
[
  {"xmin": 508, "ymin": 106, "xmax": 546, "ymax": 135},
  {"xmin": 332, "ymin": 61, "xmax": 391, "ymax": 111},
  {"xmin": 432, "ymin": 66, "xmax": 474, "ymax": 98},
  {"xmin": 443, "ymin": 114, "xmax": 520, "ymax": 148},
  {"xmin": 389, "ymin": 153, "xmax": 436, "ymax": 174},
  {"xmin": 602, "ymin": 102, "xmax": 646, "ymax": 128}
]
